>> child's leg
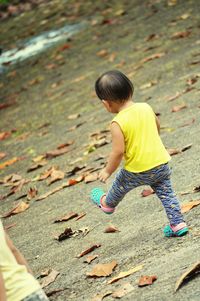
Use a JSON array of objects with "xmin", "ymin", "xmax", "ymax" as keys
[
  {"xmin": 22, "ymin": 289, "xmax": 49, "ymax": 301},
  {"xmin": 91, "ymin": 169, "xmax": 143, "ymax": 214},
  {"xmin": 151, "ymin": 176, "xmax": 188, "ymax": 237}
]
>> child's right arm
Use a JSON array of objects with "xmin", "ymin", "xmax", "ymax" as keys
[
  {"xmin": 0, "ymin": 271, "xmax": 6, "ymax": 301},
  {"xmin": 99, "ymin": 121, "xmax": 124, "ymax": 182}
]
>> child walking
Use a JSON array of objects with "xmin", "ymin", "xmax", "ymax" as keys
[{"xmin": 90, "ymin": 70, "xmax": 188, "ymax": 237}]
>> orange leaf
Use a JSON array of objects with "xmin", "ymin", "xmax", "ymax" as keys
[
  {"xmin": 2, "ymin": 201, "xmax": 30, "ymax": 218},
  {"xmin": 87, "ymin": 260, "xmax": 117, "ymax": 277},
  {"xmin": 77, "ymin": 244, "xmax": 101, "ymax": 258},
  {"xmin": 0, "ymin": 157, "xmax": 19, "ymax": 170},
  {"xmin": 181, "ymin": 200, "xmax": 200, "ymax": 213},
  {"xmin": 0, "ymin": 131, "xmax": 11, "ymax": 140},
  {"xmin": 104, "ymin": 225, "xmax": 120, "ymax": 233},
  {"xmin": 138, "ymin": 275, "xmax": 157, "ymax": 287},
  {"xmin": 171, "ymin": 104, "xmax": 187, "ymax": 112}
]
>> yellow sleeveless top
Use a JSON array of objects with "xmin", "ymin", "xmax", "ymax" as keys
[
  {"xmin": 0, "ymin": 219, "xmax": 40, "ymax": 301},
  {"xmin": 112, "ymin": 103, "xmax": 171, "ymax": 172}
]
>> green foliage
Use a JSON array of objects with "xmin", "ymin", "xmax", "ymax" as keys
[{"xmin": 0, "ymin": 0, "xmax": 9, "ymax": 4}]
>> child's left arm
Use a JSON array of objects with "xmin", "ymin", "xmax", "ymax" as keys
[{"xmin": 99, "ymin": 122, "xmax": 124, "ymax": 182}]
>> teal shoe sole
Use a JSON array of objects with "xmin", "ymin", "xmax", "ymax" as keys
[
  {"xmin": 90, "ymin": 188, "xmax": 114, "ymax": 215},
  {"xmin": 164, "ymin": 225, "xmax": 188, "ymax": 237}
]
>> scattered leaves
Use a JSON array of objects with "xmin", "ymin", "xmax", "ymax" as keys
[
  {"xmin": 0, "ymin": 157, "xmax": 19, "ymax": 170},
  {"xmin": 2, "ymin": 201, "xmax": 30, "ymax": 218},
  {"xmin": 77, "ymin": 244, "xmax": 101, "ymax": 258},
  {"xmin": 138, "ymin": 275, "xmax": 157, "ymax": 287},
  {"xmin": 87, "ymin": 260, "xmax": 117, "ymax": 278},
  {"xmin": 175, "ymin": 262, "xmax": 200, "ymax": 292},
  {"xmin": 108, "ymin": 264, "xmax": 143, "ymax": 284}
]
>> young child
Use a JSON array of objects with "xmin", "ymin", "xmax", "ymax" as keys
[
  {"xmin": 90, "ymin": 70, "xmax": 188, "ymax": 237},
  {"xmin": 0, "ymin": 218, "xmax": 49, "ymax": 301}
]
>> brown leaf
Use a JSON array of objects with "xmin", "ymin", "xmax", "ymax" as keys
[
  {"xmin": 84, "ymin": 173, "xmax": 98, "ymax": 183},
  {"xmin": 59, "ymin": 43, "xmax": 71, "ymax": 51},
  {"xmin": 57, "ymin": 140, "xmax": 74, "ymax": 149},
  {"xmin": 55, "ymin": 228, "xmax": 74, "ymax": 241},
  {"xmin": 104, "ymin": 225, "xmax": 120, "ymax": 233},
  {"xmin": 181, "ymin": 200, "xmax": 200, "ymax": 213},
  {"xmin": 77, "ymin": 244, "xmax": 101, "ymax": 258},
  {"xmin": 47, "ymin": 169, "xmax": 65, "ymax": 185},
  {"xmin": 141, "ymin": 188, "xmax": 155, "ymax": 197},
  {"xmin": 171, "ymin": 31, "xmax": 191, "ymax": 39},
  {"xmin": 96, "ymin": 49, "xmax": 109, "ymax": 57},
  {"xmin": 107, "ymin": 264, "xmax": 143, "ymax": 284},
  {"xmin": 45, "ymin": 147, "xmax": 70, "ymax": 159},
  {"xmin": 140, "ymin": 52, "xmax": 165, "ymax": 64},
  {"xmin": 167, "ymin": 92, "xmax": 182, "ymax": 102},
  {"xmin": 138, "ymin": 275, "xmax": 157, "ymax": 287},
  {"xmin": 0, "ymin": 157, "xmax": 19, "ymax": 170},
  {"xmin": 175, "ymin": 262, "xmax": 200, "ymax": 292},
  {"xmin": 139, "ymin": 80, "xmax": 158, "ymax": 90},
  {"xmin": 41, "ymin": 269, "xmax": 60, "ymax": 288},
  {"xmin": 112, "ymin": 282, "xmax": 134, "ymax": 298},
  {"xmin": 27, "ymin": 159, "xmax": 47, "ymax": 172},
  {"xmin": 181, "ymin": 144, "xmax": 192, "ymax": 152},
  {"xmin": 0, "ymin": 152, "xmax": 7, "ymax": 160},
  {"xmin": 66, "ymin": 164, "xmax": 87, "ymax": 177},
  {"xmin": 27, "ymin": 187, "xmax": 38, "ymax": 200},
  {"xmin": 167, "ymin": 148, "xmax": 181, "ymax": 156},
  {"xmin": 75, "ymin": 212, "xmax": 86, "ymax": 221},
  {"xmin": 54, "ymin": 212, "xmax": 78, "ymax": 223},
  {"xmin": 0, "ymin": 101, "xmax": 16, "ymax": 110},
  {"xmin": 2, "ymin": 201, "xmax": 30, "ymax": 218},
  {"xmin": 84, "ymin": 255, "xmax": 99, "ymax": 264},
  {"xmin": 87, "ymin": 260, "xmax": 117, "ymax": 277},
  {"xmin": 35, "ymin": 183, "xmax": 66, "ymax": 201},
  {"xmin": 0, "ymin": 131, "xmax": 11, "ymax": 140},
  {"xmin": 171, "ymin": 104, "xmax": 187, "ymax": 112}
]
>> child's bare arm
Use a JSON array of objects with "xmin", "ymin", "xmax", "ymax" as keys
[
  {"xmin": 0, "ymin": 271, "xmax": 6, "ymax": 301},
  {"xmin": 4, "ymin": 232, "xmax": 33, "ymax": 275},
  {"xmin": 99, "ymin": 122, "xmax": 124, "ymax": 182}
]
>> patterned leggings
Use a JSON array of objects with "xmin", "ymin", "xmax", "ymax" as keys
[
  {"xmin": 106, "ymin": 163, "xmax": 184, "ymax": 226},
  {"xmin": 21, "ymin": 289, "xmax": 49, "ymax": 301}
]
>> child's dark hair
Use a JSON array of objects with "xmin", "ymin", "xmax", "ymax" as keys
[{"xmin": 95, "ymin": 70, "xmax": 134, "ymax": 102}]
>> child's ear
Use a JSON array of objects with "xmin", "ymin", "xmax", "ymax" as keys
[{"xmin": 102, "ymin": 100, "xmax": 110, "ymax": 111}]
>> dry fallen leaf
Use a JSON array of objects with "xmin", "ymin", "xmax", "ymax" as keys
[
  {"xmin": 171, "ymin": 104, "xmax": 187, "ymax": 112},
  {"xmin": 175, "ymin": 262, "xmax": 200, "ymax": 292},
  {"xmin": 104, "ymin": 225, "xmax": 120, "ymax": 233},
  {"xmin": 181, "ymin": 200, "xmax": 200, "ymax": 213},
  {"xmin": 76, "ymin": 244, "xmax": 101, "ymax": 258},
  {"xmin": 55, "ymin": 228, "xmax": 74, "ymax": 241},
  {"xmin": 171, "ymin": 31, "xmax": 191, "ymax": 39},
  {"xmin": 96, "ymin": 49, "xmax": 109, "ymax": 57},
  {"xmin": 84, "ymin": 173, "xmax": 98, "ymax": 183},
  {"xmin": 41, "ymin": 269, "xmax": 60, "ymax": 288},
  {"xmin": 112, "ymin": 282, "xmax": 134, "ymax": 298},
  {"xmin": 107, "ymin": 264, "xmax": 143, "ymax": 284},
  {"xmin": 87, "ymin": 260, "xmax": 117, "ymax": 277},
  {"xmin": 2, "ymin": 201, "xmax": 30, "ymax": 218},
  {"xmin": 0, "ymin": 152, "xmax": 7, "ymax": 160},
  {"xmin": 45, "ymin": 147, "xmax": 70, "ymax": 159},
  {"xmin": 138, "ymin": 275, "xmax": 157, "ymax": 287},
  {"xmin": 27, "ymin": 187, "xmax": 38, "ymax": 200},
  {"xmin": 0, "ymin": 131, "xmax": 11, "ymax": 141},
  {"xmin": 140, "ymin": 52, "xmax": 165, "ymax": 64},
  {"xmin": 0, "ymin": 157, "xmax": 19, "ymax": 170},
  {"xmin": 75, "ymin": 212, "xmax": 86, "ymax": 221},
  {"xmin": 47, "ymin": 169, "xmax": 65, "ymax": 185},
  {"xmin": 36, "ymin": 183, "xmax": 69, "ymax": 201},
  {"xmin": 27, "ymin": 159, "xmax": 47, "ymax": 172},
  {"xmin": 54, "ymin": 212, "xmax": 78, "ymax": 223},
  {"xmin": 141, "ymin": 188, "xmax": 155, "ymax": 197},
  {"xmin": 84, "ymin": 255, "xmax": 99, "ymax": 264}
]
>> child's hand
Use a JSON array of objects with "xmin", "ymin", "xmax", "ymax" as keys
[{"xmin": 99, "ymin": 169, "xmax": 111, "ymax": 183}]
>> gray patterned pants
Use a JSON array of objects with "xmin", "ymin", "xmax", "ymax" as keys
[
  {"xmin": 21, "ymin": 289, "xmax": 49, "ymax": 301},
  {"xmin": 106, "ymin": 163, "xmax": 185, "ymax": 226}
]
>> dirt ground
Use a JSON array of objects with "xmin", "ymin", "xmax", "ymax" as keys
[{"xmin": 0, "ymin": 0, "xmax": 200, "ymax": 300}]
